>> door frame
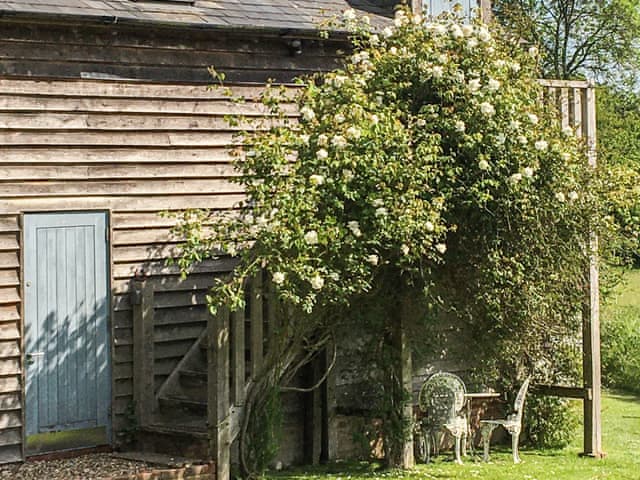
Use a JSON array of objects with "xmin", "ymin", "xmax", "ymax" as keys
[{"xmin": 20, "ymin": 209, "xmax": 114, "ymax": 457}]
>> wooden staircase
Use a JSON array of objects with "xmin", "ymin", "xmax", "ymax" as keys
[{"xmin": 132, "ymin": 274, "xmax": 271, "ymax": 478}]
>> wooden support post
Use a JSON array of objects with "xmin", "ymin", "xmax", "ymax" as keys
[
  {"xmin": 581, "ymin": 84, "xmax": 604, "ymax": 458},
  {"xmin": 392, "ymin": 296, "xmax": 414, "ymax": 469},
  {"xmin": 132, "ymin": 280, "xmax": 155, "ymax": 428},
  {"xmin": 249, "ymin": 274, "xmax": 263, "ymax": 378},
  {"xmin": 208, "ymin": 305, "xmax": 231, "ymax": 480},
  {"xmin": 321, "ymin": 343, "xmax": 337, "ymax": 463},
  {"xmin": 231, "ymin": 309, "xmax": 245, "ymax": 406}
]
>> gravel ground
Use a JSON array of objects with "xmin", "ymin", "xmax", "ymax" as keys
[{"xmin": 0, "ymin": 453, "xmax": 149, "ymax": 480}]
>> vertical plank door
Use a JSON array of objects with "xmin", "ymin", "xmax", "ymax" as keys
[{"xmin": 24, "ymin": 212, "xmax": 111, "ymax": 454}]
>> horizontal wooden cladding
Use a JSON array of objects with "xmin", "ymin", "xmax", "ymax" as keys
[
  {"xmin": 0, "ymin": 270, "xmax": 18, "ymax": 288},
  {"xmin": 0, "ymin": 178, "xmax": 241, "ymax": 198},
  {"xmin": 0, "ymin": 79, "xmax": 294, "ymax": 101},
  {"xmin": 0, "ymin": 217, "xmax": 18, "ymax": 233},
  {"xmin": 112, "ymin": 274, "xmax": 219, "ymax": 295},
  {"xmin": 0, "ymin": 112, "xmax": 288, "ymax": 131},
  {"xmin": 0, "ymin": 287, "xmax": 20, "ymax": 306},
  {"xmin": 0, "ymin": 377, "xmax": 19, "ymax": 395},
  {"xmin": 0, "ymin": 163, "xmax": 239, "ymax": 182},
  {"xmin": 0, "ymin": 40, "xmax": 341, "ymax": 73},
  {"xmin": 0, "ymin": 253, "xmax": 18, "ymax": 270},
  {"xmin": 0, "ymin": 428, "xmax": 20, "ymax": 447},
  {"xmin": 0, "ymin": 235, "xmax": 18, "ymax": 251},
  {"xmin": 0, "ymin": 147, "xmax": 236, "ymax": 164},
  {"xmin": 0, "ymin": 193, "xmax": 246, "ymax": 215},
  {"xmin": 0, "ymin": 130, "xmax": 246, "ymax": 147},
  {"xmin": 0, "ymin": 95, "xmax": 297, "ymax": 116},
  {"xmin": 0, "ymin": 306, "xmax": 18, "ymax": 323}
]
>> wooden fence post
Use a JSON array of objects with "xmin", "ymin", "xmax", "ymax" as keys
[
  {"xmin": 208, "ymin": 305, "xmax": 231, "ymax": 480},
  {"xmin": 581, "ymin": 84, "xmax": 604, "ymax": 458},
  {"xmin": 132, "ymin": 280, "xmax": 155, "ymax": 428},
  {"xmin": 249, "ymin": 274, "xmax": 263, "ymax": 377}
]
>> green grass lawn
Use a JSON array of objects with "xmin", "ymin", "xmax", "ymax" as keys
[{"xmin": 269, "ymin": 392, "xmax": 640, "ymax": 480}]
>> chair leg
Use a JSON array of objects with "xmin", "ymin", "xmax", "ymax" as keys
[
  {"xmin": 462, "ymin": 429, "xmax": 468, "ymax": 457},
  {"xmin": 454, "ymin": 435, "xmax": 463, "ymax": 465},
  {"xmin": 480, "ymin": 425, "xmax": 493, "ymax": 462},
  {"xmin": 511, "ymin": 432, "xmax": 521, "ymax": 464}
]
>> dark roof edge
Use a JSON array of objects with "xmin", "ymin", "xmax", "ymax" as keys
[{"xmin": 0, "ymin": 9, "xmax": 353, "ymax": 39}]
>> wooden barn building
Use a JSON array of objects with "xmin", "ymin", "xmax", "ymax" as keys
[{"xmin": 0, "ymin": 0, "xmax": 601, "ymax": 477}]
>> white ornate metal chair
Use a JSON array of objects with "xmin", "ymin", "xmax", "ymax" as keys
[
  {"xmin": 418, "ymin": 372, "xmax": 468, "ymax": 464},
  {"xmin": 479, "ymin": 376, "xmax": 531, "ymax": 464}
]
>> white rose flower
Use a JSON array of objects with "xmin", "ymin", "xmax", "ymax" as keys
[
  {"xmin": 342, "ymin": 169, "xmax": 354, "ymax": 181},
  {"xmin": 227, "ymin": 244, "xmax": 237, "ymax": 257},
  {"xmin": 462, "ymin": 24, "xmax": 474, "ymax": 37},
  {"xmin": 393, "ymin": 16, "xmax": 406, "ymax": 27},
  {"xmin": 343, "ymin": 8, "xmax": 356, "ymax": 21},
  {"xmin": 310, "ymin": 273, "xmax": 324, "ymax": 290},
  {"xmin": 413, "ymin": 14, "xmax": 423, "ymax": 24},
  {"xmin": 371, "ymin": 114, "xmax": 379, "ymax": 125},
  {"xmin": 517, "ymin": 135, "xmax": 528, "ymax": 145},
  {"xmin": 372, "ymin": 198, "xmax": 384, "ymax": 207},
  {"xmin": 468, "ymin": 78, "xmax": 481, "ymax": 93},
  {"xmin": 487, "ymin": 78, "xmax": 501, "ymax": 92},
  {"xmin": 432, "ymin": 66, "xmax": 444, "ymax": 78},
  {"xmin": 494, "ymin": 59, "xmax": 506, "ymax": 68},
  {"xmin": 416, "ymin": 118, "xmax": 427, "ymax": 127},
  {"xmin": 346, "ymin": 126, "xmax": 361, "ymax": 139},
  {"xmin": 272, "ymin": 272, "xmax": 286, "ymax": 284},
  {"xmin": 528, "ymin": 46, "xmax": 539, "ymax": 57},
  {"xmin": 509, "ymin": 173, "xmax": 523, "ymax": 183},
  {"xmin": 454, "ymin": 120, "xmax": 466, "ymax": 132},
  {"xmin": 466, "ymin": 38, "xmax": 479, "ymax": 49},
  {"xmin": 426, "ymin": 221, "xmax": 435, "ymax": 232},
  {"xmin": 509, "ymin": 120, "xmax": 521, "ymax": 130},
  {"xmin": 560, "ymin": 152, "xmax": 571, "ymax": 162},
  {"xmin": 383, "ymin": 26, "xmax": 394, "ymax": 38},
  {"xmin": 523, "ymin": 167, "xmax": 535, "ymax": 178},
  {"xmin": 304, "ymin": 230, "xmax": 319, "ymax": 244},
  {"xmin": 568, "ymin": 191, "xmax": 579, "ymax": 201},
  {"xmin": 389, "ymin": 46, "xmax": 398, "ymax": 55},
  {"xmin": 362, "ymin": 15, "xmax": 370, "ymax": 24},
  {"xmin": 331, "ymin": 135, "xmax": 347, "ymax": 149},
  {"xmin": 334, "ymin": 113, "xmax": 346, "ymax": 123},
  {"xmin": 477, "ymin": 26, "xmax": 491, "ymax": 42},
  {"xmin": 300, "ymin": 134, "xmax": 310, "ymax": 145},
  {"xmin": 309, "ymin": 174, "xmax": 325, "ymax": 185},
  {"xmin": 435, "ymin": 243, "xmax": 447, "ymax": 254},
  {"xmin": 480, "ymin": 102, "xmax": 495, "ymax": 116},
  {"xmin": 511, "ymin": 62, "xmax": 521, "ymax": 72},
  {"xmin": 347, "ymin": 220, "xmax": 362, "ymax": 237},
  {"xmin": 534, "ymin": 140, "xmax": 548, "ymax": 151},
  {"xmin": 401, "ymin": 244, "xmax": 410, "ymax": 255},
  {"xmin": 375, "ymin": 207, "xmax": 388, "ymax": 217},
  {"xmin": 367, "ymin": 254, "xmax": 379, "ymax": 266},
  {"xmin": 562, "ymin": 126, "xmax": 575, "ymax": 136},
  {"xmin": 317, "ymin": 133, "xmax": 328, "ymax": 146},
  {"xmin": 527, "ymin": 113, "xmax": 539, "ymax": 124},
  {"xmin": 316, "ymin": 148, "xmax": 328, "ymax": 160},
  {"xmin": 478, "ymin": 159, "xmax": 490, "ymax": 170},
  {"xmin": 450, "ymin": 24, "xmax": 464, "ymax": 39},
  {"xmin": 495, "ymin": 133, "xmax": 506, "ymax": 144},
  {"xmin": 300, "ymin": 106, "xmax": 315, "ymax": 122},
  {"xmin": 555, "ymin": 192, "xmax": 566, "ymax": 202}
]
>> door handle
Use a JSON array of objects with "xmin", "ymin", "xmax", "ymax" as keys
[{"xmin": 26, "ymin": 352, "xmax": 44, "ymax": 365}]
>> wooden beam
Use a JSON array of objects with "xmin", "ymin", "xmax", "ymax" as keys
[
  {"xmin": 231, "ymin": 309, "xmax": 246, "ymax": 406},
  {"xmin": 207, "ymin": 305, "xmax": 231, "ymax": 480},
  {"xmin": 320, "ymin": 343, "xmax": 337, "ymax": 463},
  {"xmin": 249, "ymin": 274, "xmax": 264, "ymax": 378},
  {"xmin": 132, "ymin": 280, "xmax": 155, "ymax": 427},
  {"xmin": 581, "ymin": 84, "xmax": 603, "ymax": 458},
  {"xmin": 532, "ymin": 384, "xmax": 592, "ymax": 400}
]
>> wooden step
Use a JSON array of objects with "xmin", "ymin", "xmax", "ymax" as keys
[
  {"xmin": 158, "ymin": 395, "xmax": 207, "ymax": 416},
  {"xmin": 137, "ymin": 424, "xmax": 208, "ymax": 459},
  {"xmin": 179, "ymin": 369, "xmax": 207, "ymax": 388}
]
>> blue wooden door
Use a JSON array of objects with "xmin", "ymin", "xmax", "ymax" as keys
[{"xmin": 24, "ymin": 212, "xmax": 111, "ymax": 448}]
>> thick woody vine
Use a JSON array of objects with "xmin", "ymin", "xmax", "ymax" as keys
[{"xmin": 174, "ymin": 7, "xmax": 608, "ymax": 477}]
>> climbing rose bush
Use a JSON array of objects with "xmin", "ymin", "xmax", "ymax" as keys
[{"xmin": 176, "ymin": 7, "xmax": 598, "ymax": 321}]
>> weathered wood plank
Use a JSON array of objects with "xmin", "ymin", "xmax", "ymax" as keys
[
  {"xmin": 0, "ymin": 377, "xmax": 20, "ymax": 395},
  {"xmin": 0, "ymin": 112, "xmax": 285, "ymax": 131},
  {"xmin": 154, "ymin": 305, "xmax": 208, "ymax": 325},
  {"xmin": 0, "ymin": 131, "xmax": 245, "ymax": 147},
  {"xmin": 132, "ymin": 281, "xmax": 155, "ymax": 427},
  {"xmin": 0, "ymin": 217, "xmax": 18, "ymax": 233},
  {"xmin": 0, "ymin": 393, "xmax": 20, "ymax": 412},
  {"xmin": 0, "ymin": 147, "xmax": 235, "ymax": 164},
  {"xmin": 0, "ymin": 358, "xmax": 20, "ymax": 376},
  {"xmin": 113, "ymin": 258, "xmax": 236, "ymax": 282},
  {"xmin": 0, "ymin": 444, "xmax": 21, "ymax": 463},
  {"xmin": 0, "ymin": 322, "xmax": 19, "ymax": 341},
  {"xmin": 112, "ymin": 245, "xmax": 179, "ymax": 264},
  {"xmin": 0, "ymin": 253, "xmax": 19, "ymax": 269},
  {"xmin": 0, "ymin": 412, "xmax": 20, "ymax": 429},
  {"xmin": 0, "ymin": 288, "xmax": 20, "ymax": 305},
  {"xmin": 154, "ymin": 340, "xmax": 194, "ymax": 360},
  {"xmin": 0, "ymin": 270, "xmax": 19, "ymax": 288},
  {"xmin": 0, "ymin": 428, "xmax": 21, "ymax": 447},
  {"xmin": 0, "ymin": 95, "xmax": 298, "ymax": 116},
  {"xmin": 0, "ymin": 163, "xmax": 239, "ymax": 181},
  {"xmin": 0, "ymin": 341, "xmax": 20, "ymax": 358},
  {"xmin": 249, "ymin": 274, "xmax": 264, "ymax": 377},
  {"xmin": 0, "ymin": 193, "xmax": 246, "ymax": 215},
  {"xmin": 208, "ymin": 305, "xmax": 231, "ymax": 480},
  {"xmin": 231, "ymin": 309, "xmax": 245, "ymax": 405},
  {"xmin": 154, "ymin": 324, "xmax": 205, "ymax": 343},
  {"xmin": 0, "ymin": 306, "xmax": 18, "ymax": 323},
  {"xmin": 0, "ymin": 236, "xmax": 18, "ymax": 251}
]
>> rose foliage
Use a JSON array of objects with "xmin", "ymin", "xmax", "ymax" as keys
[{"xmin": 175, "ymin": 7, "xmax": 610, "ymax": 474}]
